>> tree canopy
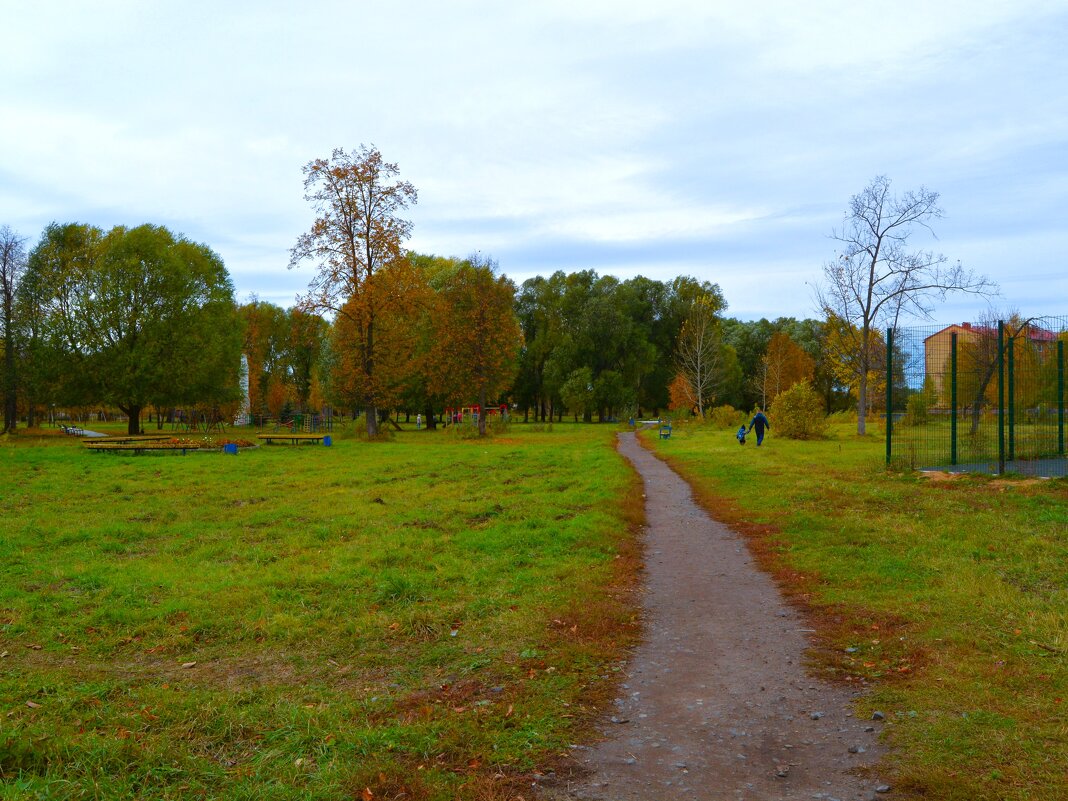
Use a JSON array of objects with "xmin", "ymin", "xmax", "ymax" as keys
[{"xmin": 24, "ymin": 223, "xmax": 241, "ymax": 434}]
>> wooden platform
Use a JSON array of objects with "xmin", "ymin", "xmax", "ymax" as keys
[
  {"xmin": 85, "ymin": 441, "xmax": 198, "ymax": 455},
  {"xmin": 83, "ymin": 434, "xmax": 173, "ymax": 445},
  {"xmin": 256, "ymin": 433, "xmax": 325, "ymax": 445}
]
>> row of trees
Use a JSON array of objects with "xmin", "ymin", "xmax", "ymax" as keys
[{"xmin": 1, "ymin": 158, "xmax": 1000, "ymax": 438}]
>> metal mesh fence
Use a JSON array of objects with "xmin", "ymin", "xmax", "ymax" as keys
[{"xmin": 887, "ymin": 316, "xmax": 1067, "ymax": 477}]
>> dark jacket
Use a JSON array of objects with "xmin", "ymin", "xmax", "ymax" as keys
[{"xmin": 748, "ymin": 411, "xmax": 770, "ymax": 434}]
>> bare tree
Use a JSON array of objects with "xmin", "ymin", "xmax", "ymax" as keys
[
  {"xmin": 675, "ymin": 297, "xmax": 723, "ymax": 417},
  {"xmin": 815, "ymin": 176, "xmax": 996, "ymax": 435},
  {"xmin": 289, "ymin": 145, "xmax": 417, "ymax": 437},
  {"xmin": 0, "ymin": 226, "xmax": 28, "ymax": 433}
]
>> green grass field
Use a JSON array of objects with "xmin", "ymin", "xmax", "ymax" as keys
[
  {"xmin": 0, "ymin": 425, "xmax": 641, "ymax": 800},
  {"xmin": 647, "ymin": 420, "xmax": 1068, "ymax": 801},
  {"xmin": 4, "ymin": 419, "xmax": 1066, "ymax": 800}
]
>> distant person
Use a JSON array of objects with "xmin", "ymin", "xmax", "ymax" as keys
[
  {"xmin": 747, "ymin": 407, "xmax": 770, "ymax": 446},
  {"xmin": 736, "ymin": 425, "xmax": 747, "ymax": 445}
]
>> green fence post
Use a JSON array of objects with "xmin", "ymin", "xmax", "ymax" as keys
[
  {"xmin": 951, "ymin": 332, "xmax": 958, "ymax": 466},
  {"xmin": 886, "ymin": 327, "xmax": 893, "ymax": 466},
  {"xmin": 1058, "ymin": 340, "xmax": 1065, "ymax": 456},
  {"xmin": 997, "ymin": 321, "xmax": 1005, "ymax": 475},
  {"xmin": 1008, "ymin": 336, "xmax": 1015, "ymax": 462}
]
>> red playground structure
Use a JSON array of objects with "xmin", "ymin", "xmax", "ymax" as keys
[{"xmin": 442, "ymin": 404, "xmax": 508, "ymax": 425}]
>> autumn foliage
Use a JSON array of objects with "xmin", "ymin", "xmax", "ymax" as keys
[{"xmin": 427, "ymin": 258, "xmax": 522, "ymax": 435}]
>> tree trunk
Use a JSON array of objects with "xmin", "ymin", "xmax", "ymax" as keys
[
  {"xmin": 856, "ymin": 372, "xmax": 868, "ymax": 436},
  {"xmin": 126, "ymin": 404, "xmax": 142, "ymax": 435},
  {"xmin": 423, "ymin": 404, "xmax": 437, "ymax": 430},
  {"xmin": 969, "ymin": 362, "xmax": 997, "ymax": 435},
  {"xmin": 3, "ymin": 319, "xmax": 14, "ymax": 433},
  {"xmin": 477, "ymin": 384, "xmax": 487, "ymax": 436}
]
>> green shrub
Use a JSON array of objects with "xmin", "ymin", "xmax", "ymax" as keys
[
  {"xmin": 708, "ymin": 404, "xmax": 745, "ymax": 429},
  {"xmin": 769, "ymin": 380, "xmax": 828, "ymax": 440},
  {"xmin": 905, "ymin": 392, "xmax": 929, "ymax": 425}
]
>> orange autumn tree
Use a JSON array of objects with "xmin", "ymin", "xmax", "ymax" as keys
[
  {"xmin": 327, "ymin": 259, "xmax": 430, "ymax": 418},
  {"xmin": 753, "ymin": 332, "xmax": 815, "ymax": 407},
  {"xmin": 428, "ymin": 256, "xmax": 522, "ymax": 436},
  {"xmin": 668, "ymin": 373, "xmax": 694, "ymax": 413},
  {"xmin": 289, "ymin": 145, "xmax": 417, "ymax": 437}
]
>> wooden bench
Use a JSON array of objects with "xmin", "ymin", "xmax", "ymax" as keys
[
  {"xmin": 84, "ymin": 434, "xmax": 173, "ymax": 445},
  {"xmin": 85, "ymin": 442, "xmax": 197, "ymax": 455},
  {"xmin": 256, "ymin": 433, "xmax": 326, "ymax": 445}
]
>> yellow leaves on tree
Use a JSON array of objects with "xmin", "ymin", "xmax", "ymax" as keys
[{"xmin": 329, "ymin": 259, "xmax": 431, "ymax": 415}]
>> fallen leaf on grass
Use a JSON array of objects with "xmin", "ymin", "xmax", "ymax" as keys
[
  {"xmin": 26, "ymin": 644, "xmax": 42, "ymax": 650},
  {"xmin": 25, "ymin": 701, "xmax": 42, "ymax": 709},
  {"xmin": 361, "ymin": 788, "xmax": 373, "ymax": 801},
  {"xmin": 181, "ymin": 661, "xmax": 197, "ymax": 669}
]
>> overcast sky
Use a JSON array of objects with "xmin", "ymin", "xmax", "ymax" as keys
[{"xmin": 2, "ymin": 1, "xmax": 1065, "ymax": 322}]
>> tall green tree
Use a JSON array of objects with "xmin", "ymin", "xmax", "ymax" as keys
[
  {"xmin": 429, "ymin": 256, "xmax": 522, "ymax": 436},
  {"xmin": 285, "ymin": 307, "xmax": 330, "ymax": 411},
  {"xmin": 28, "ymin": 223, "xmax": 241, "ymax": 434}
]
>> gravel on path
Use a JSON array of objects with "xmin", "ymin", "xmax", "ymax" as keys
[{"xmin": 554, "ymin": 431, "xmax": 888, "ymax": 801}]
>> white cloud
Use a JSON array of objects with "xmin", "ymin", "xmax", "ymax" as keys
[{"xmin": 2, "ymin": 1, "xmax": 1066, "ymax": 319}]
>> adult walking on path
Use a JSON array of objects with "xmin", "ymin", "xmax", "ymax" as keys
[
  {"xmin": 748, "ymin": 408, "xmax": 771, "ymax": 446},
  {"xmin": 557, "ymin": 432, "xmax": 886, "ymax": 801}
]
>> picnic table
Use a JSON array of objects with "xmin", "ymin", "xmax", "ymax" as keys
[{"xmin": 256, "ymin": 433, "xmax": 329, "ymax": 446}]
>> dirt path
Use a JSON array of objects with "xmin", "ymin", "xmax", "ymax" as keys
[{"xmin": 554, "ymin": 432, "xmax": 888, "ymax": 800}]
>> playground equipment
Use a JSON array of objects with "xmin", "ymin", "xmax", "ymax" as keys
[{"xmin": 443, "ymin": 404, "xmax": 508, "ymax": 425}]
